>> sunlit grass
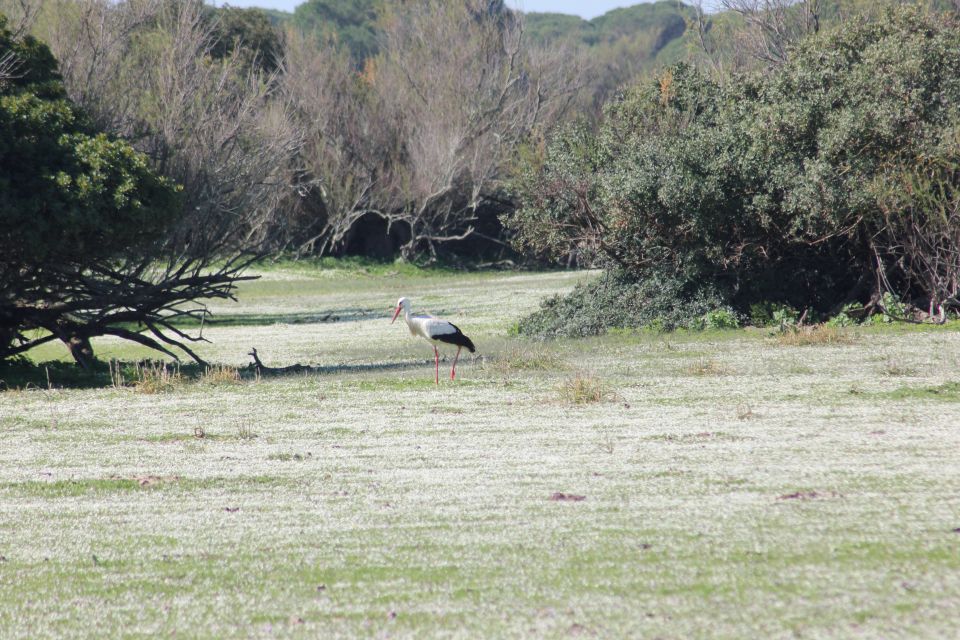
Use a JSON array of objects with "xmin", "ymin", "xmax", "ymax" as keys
[{"xmin": 1, "ymin": 266, "xmax": 960, "ymax": 638}]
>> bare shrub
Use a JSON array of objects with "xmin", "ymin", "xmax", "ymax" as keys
[
  {"xmin": 718, "ymin": 0, "xmax": 822, "ymax": 66},
  {"xmin": 28, "ymin": 0, "xmax": 304, "ymax": 256},
  {"xmin": 283, "ymin": 0, "xmax": 583, "ymax": 259}
]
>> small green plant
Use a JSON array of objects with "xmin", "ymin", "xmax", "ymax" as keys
[
  {"xmin": 702, "ymin": 308, "xmax": 740, "ymax": 330},
  {"xmin": 827, "ymin": 303, "xmax": 862, "ymax": 328},
  {"xmin": 872, "ymin": 292, "xmax": 909, "ymax": 324},
  {"xmin": 771, "ymin": 306, "xmax": 801, "ymax": 333}
]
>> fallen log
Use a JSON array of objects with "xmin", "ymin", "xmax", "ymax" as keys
[{"xmin": 246, "ymin": 348, "xmax": 314, "ymax": 376}]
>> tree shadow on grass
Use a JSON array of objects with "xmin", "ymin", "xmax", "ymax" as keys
[
  {"xmin": 173, "ymin": 308, "xmax": 385, "ymax": 328},
  {"xmin": 0, "ymin": 357, "xmax": 439, "ymax": 391}
]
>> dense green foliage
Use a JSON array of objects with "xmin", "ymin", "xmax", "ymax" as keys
[
  {"xmin": 510, "ymin": 7, "xmax": 960, "ymax": 336},
  {"xmin": 1, "ymin": 12, "xmax": 258, "ymax": 368},
  {"xmin": 517, "ymin": 269, "xmax": 729, "ymax": 337},
  {"xmin": 209, "ymin": 5, "xmax": 284, "ymax": 73},
  {"xmin": 0, "ymin": 15, "xmax": 178, "ymax": 271}
]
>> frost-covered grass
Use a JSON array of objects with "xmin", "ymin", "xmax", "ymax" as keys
[{"xmin": 2, "ymin": 267, "xmax": 960, "ymax": 638}]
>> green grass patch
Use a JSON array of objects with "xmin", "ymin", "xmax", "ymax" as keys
[{"xmin": 880, "ymin": 381, "xmax": 960, "ymax": 401}]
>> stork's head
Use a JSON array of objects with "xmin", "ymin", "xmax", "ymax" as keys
[{"xmin": 391, "ymin": 297, "xmax": 410, "ymax": 323}]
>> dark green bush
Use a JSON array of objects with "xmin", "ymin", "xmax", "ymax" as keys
[{"xmin": 517, "ymin": 268, "xmax": 729, "ymax": 337}]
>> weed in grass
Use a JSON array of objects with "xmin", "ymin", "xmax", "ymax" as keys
[
  {"xmin": 267, "ymin": 452, "xmax": 312, "ymax": 462},
  {"xmin": 597, "ymin": 432, "xmax": 616, "ymax": 454},
  {"xmin": 237, "ymin": 420, "xmax": 259, "ymax": 440},
  {"xmin": 684, "ymin": 358, "xmax": 731, "ymax": 376},
  {"xmin": 784, "ymin": 363, "xmax": 816, "ymax": 374},
  {"xmin": 558, "ymin": 372, "xmax": 613, "ymax": 404},
  {"xmin": 775, "ymin": 325, "xmax": 853, "ymax": 347},
  {"xmin": 736, "ymin": 403, "xmax": 756, "ymax": 420}
]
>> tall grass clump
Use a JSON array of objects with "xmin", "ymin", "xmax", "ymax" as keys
[
  {"xmin": 199, "ymin": 365, "xmax": 242, "ymax": 385},
  {"xmin": 110, "ymin": 361, "xmax": 184, "ymax": 394},
  {"xmin": 558, "ymin": 372, "xmax": 613, "ymax": 404}
]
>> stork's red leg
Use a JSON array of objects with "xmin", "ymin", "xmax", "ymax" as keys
[
  {"xmin": 433, "ymin": 345, "xmax": 439, "ymax": 385},
  {"xmin": 451, "ymin": 346, "xmax": 462, "ymax": 380}
]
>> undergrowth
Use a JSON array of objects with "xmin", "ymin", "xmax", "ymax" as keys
[{"xmin": 517, "ymin": 269, "xmax": 730, "ymax": 338}]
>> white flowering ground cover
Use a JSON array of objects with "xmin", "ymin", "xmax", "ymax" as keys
[{"xmin": 2, "ymin": 265, "xmax": 960, "ymax": 638}]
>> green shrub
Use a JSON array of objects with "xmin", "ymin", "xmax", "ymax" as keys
[
  {"xmin": 702, "ymin": 308, "xmax": 740, "ymax": 330},
  {"xmin": 517, "ymin": 268, "xmax": 726, "ymax": 338},
  {"xmin": 508, "ymin": 7, "xmax": 960, "ymax": 333},
  {"xmin": 827, "ymin": 303, "xmax": 860, "ymax": 328}
]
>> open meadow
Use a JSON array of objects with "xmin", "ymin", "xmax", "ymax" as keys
[{"xmin": 2, "ymin": 265, "xmax": 960, "ymax": 638}]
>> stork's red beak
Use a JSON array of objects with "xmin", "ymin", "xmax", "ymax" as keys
[{"xmin": 391, "ymin": 306, "xmax": 401, "ymax": 323}]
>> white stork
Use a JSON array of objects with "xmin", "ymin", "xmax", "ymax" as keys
[{"xmin": 391, "ymin": 297, "xmax": 476, "ymax": 384}]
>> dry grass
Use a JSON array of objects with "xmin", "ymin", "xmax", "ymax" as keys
[
  {"xmin": 775, "ymin": 324, "xmax": 854, "ymax": 346},
  {"xmin": 684, "ymin": 357, "xmax": 732, "ymax": 376},
  {"xmin": 111, "ymin": 360, "xmax": 183, "ymax": 394},
  {"xmin": 198, "ymin": 364, "xmax": 242, "ymax": 385},
  {"xmin": 557, "ymin": 372, "xmax": 613, "ymax": 404}
]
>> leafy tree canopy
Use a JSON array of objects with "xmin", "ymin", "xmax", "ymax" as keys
[
  {"xmin": 0, "ymin": 12, "xmax": 183, "ymax": 364},
  {"xmin": 209, "ymin": 4, "xmax": 284, "ymax": 73},
  {"xmin": 0, "ymin": 13, "xmax": 178, "ymax": 269}
]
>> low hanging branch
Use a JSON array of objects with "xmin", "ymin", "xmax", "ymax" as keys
[{"xmin": 2, "ymin": 253, "xmax": 261, "ymax": 368}]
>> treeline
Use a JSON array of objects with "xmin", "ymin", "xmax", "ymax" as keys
[
  {"xmin": 0, "ymin": 0, "xmax": 577, "ymax": 364},
  {"xmin": 10, "ymin": 0, "xmax": 584, "ymax": 261},
  {"xmin": 3, "ymin": 0, "xmax": 960, "ymax": 365}
]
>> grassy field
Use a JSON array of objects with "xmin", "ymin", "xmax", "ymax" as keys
[{"xmin": 2, "ymin": 265, "xmax": 960, "ymax": 638}]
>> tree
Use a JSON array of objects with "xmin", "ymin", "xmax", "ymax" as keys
[
  {"xmin": 0, "ymin": 12, "xmax": 257, "ymax": 367},
  {"xmin": 25, "ymin": 0, "xmax": 305, "ymax": 255},
  {"xmin": 209, "ymin": 4, "xmax": 284, "ymax": 74},
  {"xmin": 284, "ymin": 0, "xmax": 582, "ymax": 260}
]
